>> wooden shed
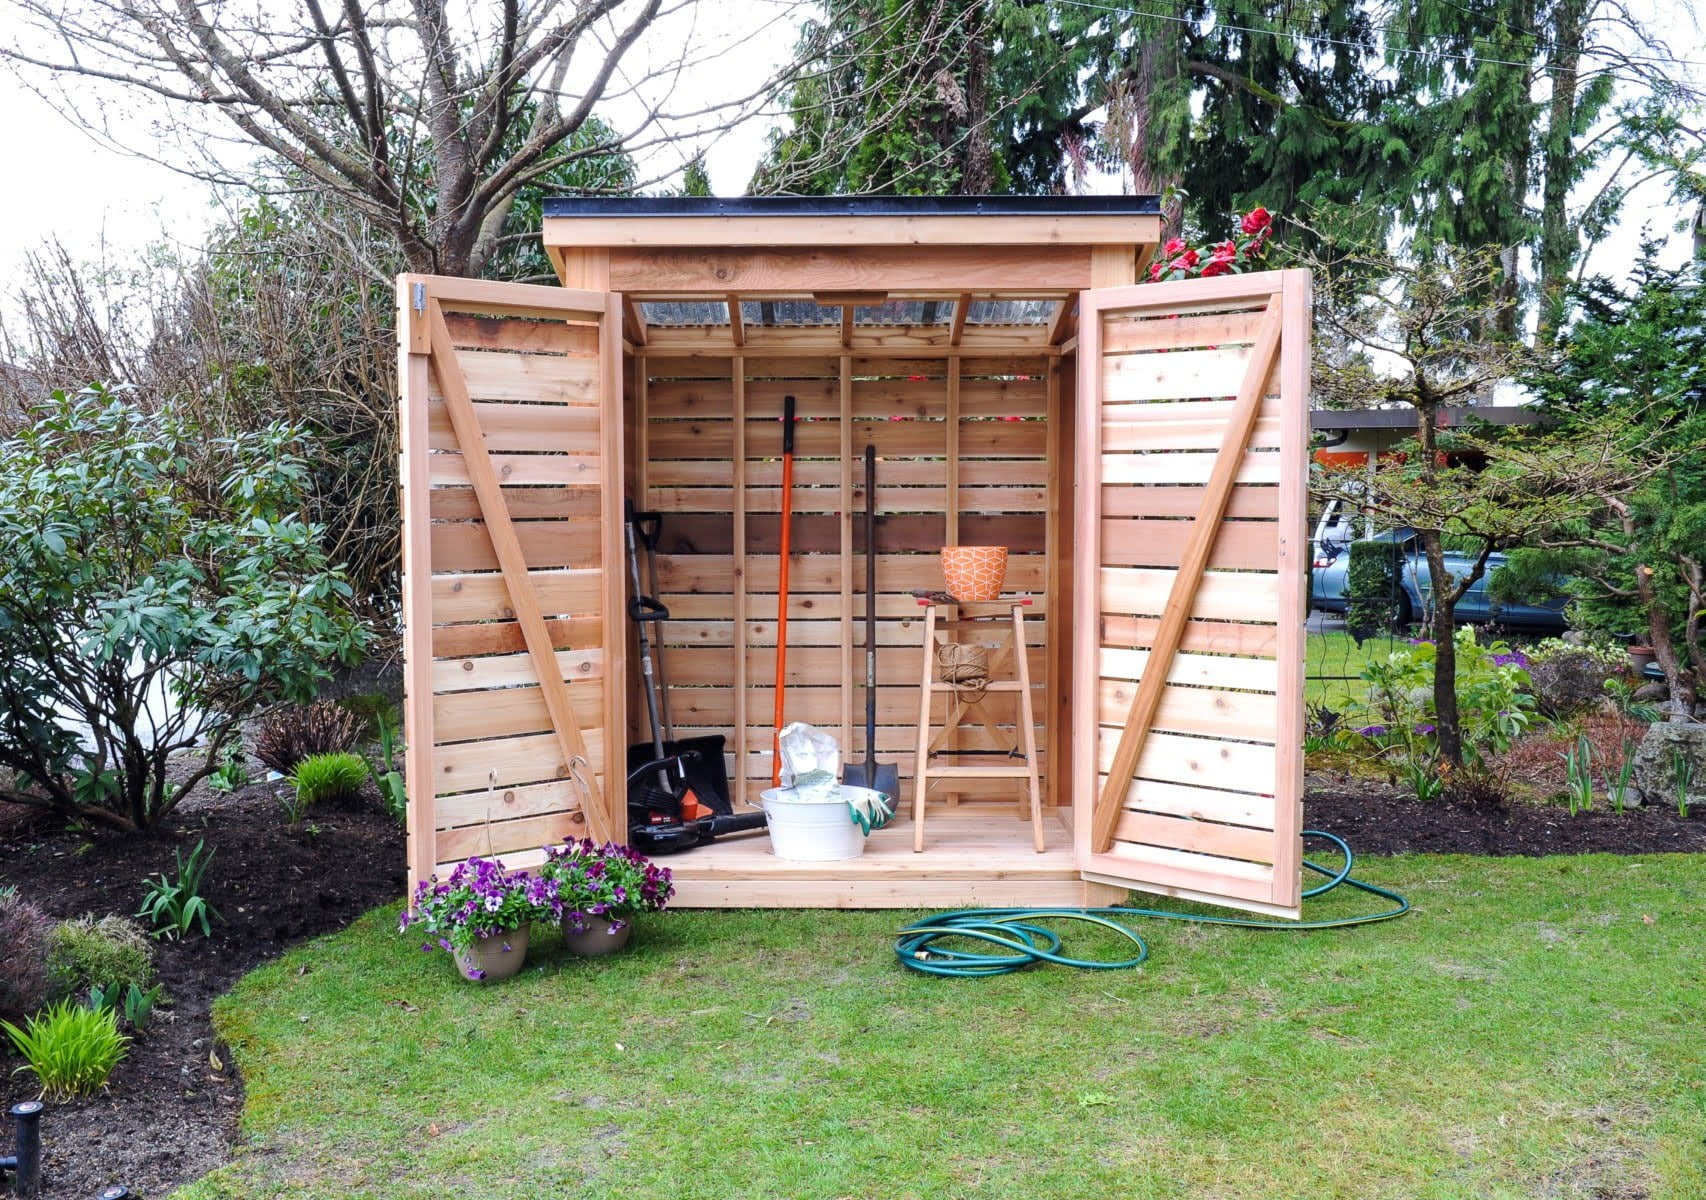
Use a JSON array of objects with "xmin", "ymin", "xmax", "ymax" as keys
[{"xmin": 396, "ymin": 197, "xmax": 1312, "ymax": 918}]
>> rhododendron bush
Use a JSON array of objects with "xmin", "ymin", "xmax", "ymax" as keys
[{"xmin": 1148, "ymin": 207, "xmax": 1272, "ymax": 282}]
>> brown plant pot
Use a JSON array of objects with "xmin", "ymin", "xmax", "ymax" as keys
[
  {"xmin": 451, "ymin": 923, "xmax": 530, "ymax": 982},
  {"xmin": 1630, "ymin": 646, "xmax": 1657, "ymax": 674},
  {"xmin": 560, "ymin": 913, "xmax": 633, "ymax": 956}
]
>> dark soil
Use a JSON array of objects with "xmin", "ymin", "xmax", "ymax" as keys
[
  {"xmin": 0, "ymin": 782, "xmax": 404, "ymax": 1199},
  {"xmin": 1306, "ymin": 772, "xmax": 1706, "ymax": 857}
]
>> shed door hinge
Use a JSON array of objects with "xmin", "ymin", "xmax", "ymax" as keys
[{"xmin": 411, "ymin": 282, "xmax": 427, "ymax": 313}]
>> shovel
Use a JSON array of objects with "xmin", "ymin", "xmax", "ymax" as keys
[{"xmin": 843, "ymin": 445, "xmax": 900, "ymax": 809}]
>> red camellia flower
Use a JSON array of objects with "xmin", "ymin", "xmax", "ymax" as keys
[
  {"xmin": 1240, "ymin": 206, "xmax": 1271, "ymax": 235},
  {"xmin": 1211, "ymin": 239, "xmax": 1237, "ymax": 260},
  {"xmin": 1161, "ymin": 236, "xmax": 1187, "ymax": 257},
  {"xmin": 1169, "ymin": 248, "xmax": 1200, "ymax": 272},
  {"xmin": 1148, "ymin": 261, "xmax": 1166, "ymax": 281},
  {"xmin": 1200, "ymin": 258, "xmax": 1232, "ymax": 277}
]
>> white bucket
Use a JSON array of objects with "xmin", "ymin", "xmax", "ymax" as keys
[{"xmin": 759, "ymin": 786, "xmax": 874, "ymax": 861}]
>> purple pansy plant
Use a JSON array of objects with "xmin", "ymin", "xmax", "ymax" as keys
[
  {"xmin": 398, "ymin": 856, "xmax": 552, "ymax": 962},
  {"xmin": 536, "ymin": 839, "xmax": 674, "ymax": 935}
]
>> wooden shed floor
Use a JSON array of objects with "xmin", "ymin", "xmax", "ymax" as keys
[{"xmin": 669, "ymin": 805, "xmax": 1122, "ymax": 909}]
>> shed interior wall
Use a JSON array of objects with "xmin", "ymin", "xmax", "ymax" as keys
[{"xmin": 627, "ymin": 348, "xmax": 1071, "ymax": 818}]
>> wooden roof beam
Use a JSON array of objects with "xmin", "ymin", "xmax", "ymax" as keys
[
  {"xmin": 622, "ymin": 296, "xmax": 648, "ymax": 346},
  {"xmin": 728, "ymin": 294, "xmax": 745, "ymax": 347},
  {"xmin": 1047, "ymin": 298, "xmax": 1076, "ymax": 346},
  {"xmin": 840, "ymin": 304, "xmax": 854, "ymax": 349},
  {"xmin": 949, "ymin": 293, "xmax": 971, "ymax": 347}
]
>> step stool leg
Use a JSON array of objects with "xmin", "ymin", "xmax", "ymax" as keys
[
  {"xmin": 1012, "ymin": 605, "xmax": 1046, "ymax": 853},
  {"xmin": 912, "ymin": 604, "xmax": 936, "ymax": 853}
]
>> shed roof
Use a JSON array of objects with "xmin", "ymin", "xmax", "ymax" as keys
[{"xmin": 541, "ymin": 195, "xmax": 1161, "ymax": 218}]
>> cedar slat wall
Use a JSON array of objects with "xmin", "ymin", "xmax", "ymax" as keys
[
  {"xmin": 641, "ymin": 352, "xmax": 1056, "ymax": 808},
  {"xmin": 417, "ymin": 309, "xmax": 614, "ymax": 876},
  {"xmin": 1075, "ymin": 272, "xmax": 1308, "ymax": 916}
]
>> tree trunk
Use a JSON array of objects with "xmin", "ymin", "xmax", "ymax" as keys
[
  {"xmin": 1536, "ymin": 0, "xmax": 1586, "ymax": 342},
  {"xmin": 1421, "ymin": 527, "xmax": 1465, "ymax": 767},
  {"xmin": 957, "ymin": 0, "xmax": 994, "ymax": 194},
  {"xmin": 1636, "ymin": 563, "xmax": 1697, "ymax": 716}
]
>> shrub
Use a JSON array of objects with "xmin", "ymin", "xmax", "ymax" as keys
[
  {"xmin": 0, "ymin": 386, "xmax": 368, "ymax": 831},
  {"xmin": 0, "ymin": 891, "xmax": 53, "ymax": 1024},
  {"xmin": 1346, "ymin": 540, "xmax": 1404, "ymax": 642},
  {"xmin": 2, "ymin": 999, "xmax": 129, "ymax": 1100},
  {"xmin": 46, "ymin": 915, "xmax": 156, "ymax": 1000},
  {"xmin": 255, "ymin": 702, "xmax": 365, "ymax": 776},
  {"xmin": 136, "ymin": 839, "xmax": 220, "ymax": 940},
  {"xmin": 337, "ymin": 692, "xmax": 400, "ymax": 739},
  {"xmin": 1345, "ymin": 629, "xmax": 1538, "ymax": 799},
  {"xmin": 285, "ymin": 752, "xmax": 368, "ymax": 822}
]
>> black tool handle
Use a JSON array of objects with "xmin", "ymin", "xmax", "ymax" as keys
[
  {"xmin": 627, "ymin": 594, "xmax": 669, "ymax": 623},
  {"xmin": 864, "ymin": 445, "xmax": 878, "ymax": 766},
  {"xmin": 782, "ymin": 394, "xmax": 796, "ymax": 453},
  {"xmin": 631, "ymin": 509, "xmax": 664, "ymax": 552}
]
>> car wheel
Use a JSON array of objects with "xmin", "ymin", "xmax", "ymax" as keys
[{"xmin": 1393, "ymin": 590, "xmax": 1413, "ymax": 630}]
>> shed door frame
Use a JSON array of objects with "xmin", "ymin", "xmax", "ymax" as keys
[
  {"xmin": 1072, "ymin": 269, "xmax": 1310, "ymax": 918},
  {"xmin": 398, "ymin": 274, "xmax": 626, "ymax": 893}
]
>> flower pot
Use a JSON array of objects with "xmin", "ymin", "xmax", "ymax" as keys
[
  {"xmin": 1630, "ymin": 645, "xmax": 1657, "ymax": 674},
  {"xmin": 940, "ymin": 546, "xmax": 1008, "ymax": 602},
  {"xmin": 561, "ymin": 914, "xmax": 633, "ymax": 956},
  {"xmin": 452, "ymin": 923, "xmax": 530, "ymax": 982}
]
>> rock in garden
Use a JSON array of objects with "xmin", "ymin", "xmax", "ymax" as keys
[{"xmin": 1629, "ymin": 722, "xmax": 1706, "ymax": 810}]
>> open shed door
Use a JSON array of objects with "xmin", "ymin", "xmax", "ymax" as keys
[
  {"xmin": 1073, "ymin": 270, "xmax": 1309, "ymax": 918},
  {"xmin": 397, "ymin": 275, "xmax": 625, "ymax": 893}
]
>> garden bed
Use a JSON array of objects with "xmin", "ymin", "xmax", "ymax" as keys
[
  {"xmin": 0, "ymin": 785, "xmax": 403, "ymax": 1199},
  {"xmin": 1306, "ymin": 772, "xmax": 1705, "ymax": 857}
]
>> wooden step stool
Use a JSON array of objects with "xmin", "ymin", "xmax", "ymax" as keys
[{"xmin": 912, "ymin": 596, "xmax": 1045, "ymax": 853}]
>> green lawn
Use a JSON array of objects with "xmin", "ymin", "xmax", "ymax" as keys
[
  {"xmin": 186, "ymin": 855, "xmax": 1705, "ymax": 1200},
  {"xmin": 1306, "ymin": 628, "xmax": 1401, "ymax": 709}
]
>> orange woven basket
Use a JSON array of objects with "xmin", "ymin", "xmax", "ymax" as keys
[{"xmin": 940, "ymin": 545, "xmax": 1008, "ymax": 602}]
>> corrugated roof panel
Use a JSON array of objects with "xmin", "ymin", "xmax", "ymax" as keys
[
  {"xmin": 639, "ymin": 300, "xmax": 729, "ymax": 326},
  {"xmin": 965, "ymin": 299, "xmax": 1055, "ymax": 325}
]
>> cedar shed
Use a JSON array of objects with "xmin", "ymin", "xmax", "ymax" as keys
[{"xmin": 396, "ymin": 197, "xmax": 1312, "ymax": 918}]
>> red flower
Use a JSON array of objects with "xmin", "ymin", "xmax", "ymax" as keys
[
  {"xmin": 1211, "ymin": 239, "xmax": 1237, "ymax": 260},
  {"xmin": 1240, "ymin": 206, "xmax": 1271, "ymax": 235},
  {"xmin": 1169, "ymin": 249, "xmax": 1199, "ymax": 272},
  {"xmin": 1161, "ymin": 237, "xmax": 1187, "ymax": 257},
  {"xmin": 1200, "ymin": 259, "xmax": 1233, "ymax": 277},
  {"xmin": 1148, "ymin": 261, "xmax": 1166, "ymax": 281}
]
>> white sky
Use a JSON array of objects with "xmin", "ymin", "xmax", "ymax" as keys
[{"xmin": 0, "ymin": 1, "xmax": 1698, "ymax": 289}]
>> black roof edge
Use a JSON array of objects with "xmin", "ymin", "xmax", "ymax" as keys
[{"xmin": 542, "ymin": 195, "xmax": 1163, "ymax": 218}]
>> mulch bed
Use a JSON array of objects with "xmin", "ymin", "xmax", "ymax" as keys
[
  {"xmin": 1305, "ymin": 773, "xmax": 1706, "ymax": 857},
  {"xmin": 0, "ymin": 784, "xmax": 403, "ymax": 1200}
]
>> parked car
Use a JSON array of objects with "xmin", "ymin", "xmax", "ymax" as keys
[{"xmin": 1310, "ymin": 528, "xmax": 1569, "ymax": 632}]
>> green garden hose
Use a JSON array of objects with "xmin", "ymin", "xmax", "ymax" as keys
[{"xmin": 894, "ymin": 831, "xmax": 1410, "ymax": 978}]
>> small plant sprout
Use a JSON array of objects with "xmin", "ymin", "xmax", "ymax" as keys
[
  {"xmin": 207, "ymin": 748, "xmax": 249, "ymax": 794},
  {"xmin": 1559, "ymin": 735, "xmax": 1594, "ymax": 815},
  {"xmin": 1669, "ymin": 747, "xmax": 1694, "ymax": 818},
  {"xmin": 1603, "ymin": 744, "xmax": 1637, "ymax": 816},
  {"xmin": 367, "ymin": 711, "xmax": 407, "ymax": 823},
  {"xmin": 87, "ymin": 982, "xmax": 164, "ymax": 1032},
  {"xmin": 136, "ymin": 839, "xmax": 221, "ymax": 940}
]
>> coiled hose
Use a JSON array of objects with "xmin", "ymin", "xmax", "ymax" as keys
[{"xmin": 894, "ymin": 831, "xmax": 1409, "ymax": 977}]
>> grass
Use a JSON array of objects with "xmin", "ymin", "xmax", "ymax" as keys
[
  {"xmin": 1305, "ymin": 628, "xmax": 1396, "ymax": 709},
  {"xmin": 185, "ymin": 855, "xmax": 1706, "ymax": 1200}
]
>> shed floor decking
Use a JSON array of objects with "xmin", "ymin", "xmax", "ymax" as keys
[{"xmin": 669, "ymin": 806, "xmax": 1120, "ymax": 908}]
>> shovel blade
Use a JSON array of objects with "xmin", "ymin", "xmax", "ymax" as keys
[{"xmin": 843, "ymin": 760, "xmax": 901, "ymax": 809}]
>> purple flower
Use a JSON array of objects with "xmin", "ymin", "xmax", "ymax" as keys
[
  {"xmin": 1414, "ymin": 723, "xmax": 1436, "ymax": 734},
  {"xmin": 1356, "ymin": 725, "xmax": 1388, "ymax": 737}
]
